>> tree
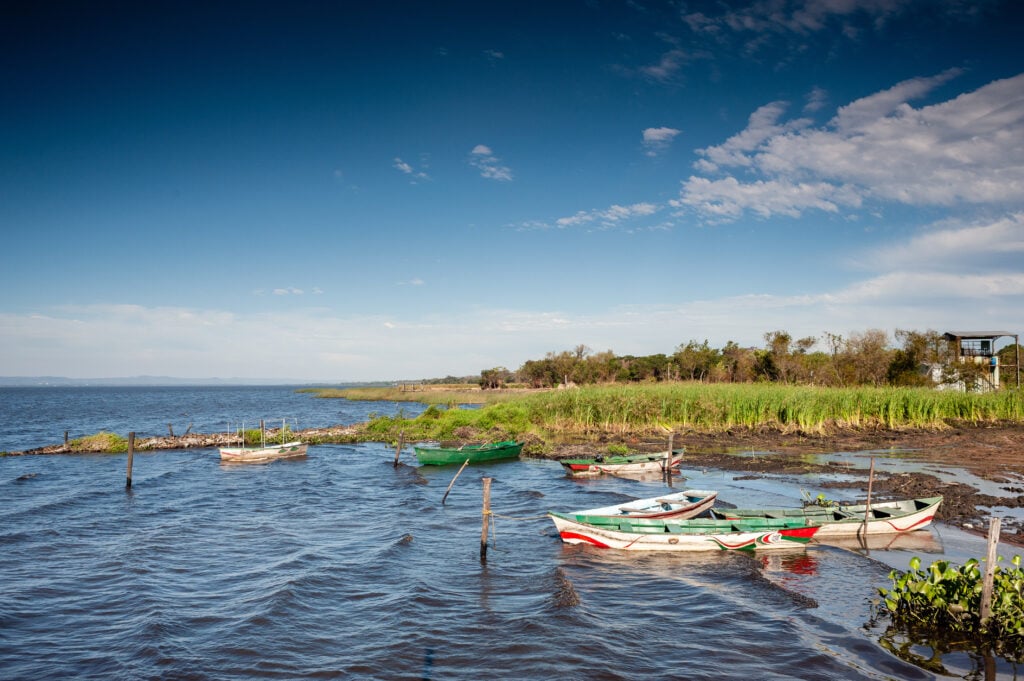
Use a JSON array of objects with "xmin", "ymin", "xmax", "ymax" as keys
[
  {"xmin": 479, "ymin": 367, "xmax": 511, "ymax": 390},
  {"xmin": 673, "ymin": 340, "xmax": 719, "ymax": 382}
]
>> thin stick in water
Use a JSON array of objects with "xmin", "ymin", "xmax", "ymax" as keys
[{"xmin": 442, "ymin": 458, "xmax": 471, "ymax": 504}]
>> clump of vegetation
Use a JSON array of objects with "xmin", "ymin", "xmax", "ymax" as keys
[
  {"xmin": 354, "ymin": 382, "xmax": 1024, "ymax": 445},
  {"xmin": 606, "ymin": 443, "xmax": 630, "ymax": 455},
  {"xmin": 874, "ymin": 555, "xmax": 1024, "ymax": 664},
  {"xmin": 68, "ymin": 432, "xmax": 129, "ymax": 453}
]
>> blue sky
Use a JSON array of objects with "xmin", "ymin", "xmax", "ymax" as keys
[{"xmin": 2, "ymin": 0, "xmax": 1023, "ymax": 382}]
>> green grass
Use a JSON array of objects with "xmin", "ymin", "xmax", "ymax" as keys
[
  {"xmin": 357, "ymin": 382, "xmax": 1024, "ymax": 443},
  {"xmin": 67, "ymin": 432, "xmax": 129, "ymax": 453},
  {"xmin": 300, "ymin": 385, "xmax": 524, "ymax": 406}
]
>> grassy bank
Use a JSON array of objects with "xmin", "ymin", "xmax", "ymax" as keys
[
  {"xmin": 359, "ymin": 383, "xmax": 1024, "ymax": 444},
  {"xmin": 300, "ymin": 385, "xmax": 523, "ymax": 405}
]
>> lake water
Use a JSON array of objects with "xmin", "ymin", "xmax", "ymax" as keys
[{"xmin": 0, "ymin": 386, "xmax": 1020, "ymax": 679}]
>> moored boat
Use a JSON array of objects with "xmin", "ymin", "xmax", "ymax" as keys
[
  {"xmin": 413, "ymin": 440, "xmax": 523, "ymax": 466},
  {"xmin": 549, "ymin": 512, "xmax": 819, "ymax": 551},
  {"xmin": 559, "ymin": 450, "xmax": 684, "ymax": 477},
  {"xmin": 566, "ymin": 489, "xmax": 718, "ymax": 520},
  {"xmin": 709, "ymin": 496, "xmax": 941, "ymax": 537},
  {"xmin": 219, "ymin": 441, "xmax": 308, "ymax": 463}
]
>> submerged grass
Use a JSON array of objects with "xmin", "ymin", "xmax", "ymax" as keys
[
  {"xmin": 300, "ymin": 385, "xmax": 520, "ymax": 405},
  {"xmin": 360, "ymin": 382, "xmax": 1024, "ymax": 443}
]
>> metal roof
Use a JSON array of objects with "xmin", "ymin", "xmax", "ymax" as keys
[{"xmin": 943, "ymin": 331, "xmax": 1017, "ymax": 340}]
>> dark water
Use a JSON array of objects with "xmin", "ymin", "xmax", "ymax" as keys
[{"xmin": 0, "ymin": 387, "xmax": 1019, "ymax": 679}]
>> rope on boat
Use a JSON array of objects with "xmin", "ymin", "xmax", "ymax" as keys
[{"xmin": 487, "ymin": 511, "xmax": 550, "ymax": 521}]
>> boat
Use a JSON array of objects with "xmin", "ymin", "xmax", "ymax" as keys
[
  {"xmin": 566, "ymin": 489, "xmax": 718, "ymax": 520},
  {"xmin": 708, "ymin": 496, "xmax": 941, "ymax": 537},
  {"xmin": 219, "ymin": 419, "xmax": 308, "ymax": 463},
  {"xmin": 413, "ymin": 440, "xmax": 523, "ymax": 466},
  {"xmin": 559, "ymin": 450, "xmax": 685, "ymax": 477},
  {"xmin": 549, "ymin": 512, "xmax": 819, "ymax": 552},
  {"xmin": 219, "ymin": 441, "xmax": 308, "ymax": 463}
]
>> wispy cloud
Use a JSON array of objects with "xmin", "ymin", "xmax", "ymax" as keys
[
  {"xmin": 483, "ymin": 49, "xmax": 504, "ymax": 61},
  {"xmin": 555, "ymin": 202, "xmax": 660, "ymax": 230},
  {"xmin": 639, "ymin": 49, "xmax": 689, "ymax": 82},
  {"xmin": 676, "ymin": 71, "xmax": 1024, "ymax": 222},
  {"xmin": 642, "ymin": 126, "xmax": 681, "ymax": 156},
  {"xmin": 393, "ymin": 156, "xmax": 431, "ymax": 182},
  {"xmin": 273, "ymin": 287, "xmax": 304, "ymax": 296},
  {"xmin": 469, "ymin": 145, "xmax": 513, "ymax": 181}
]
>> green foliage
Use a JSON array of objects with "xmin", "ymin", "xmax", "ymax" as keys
[
  {"xmin": 876, "ymin": 555, "xmax": 1024, "ymax": 662},
  {"xmin": 68, "ymin": 432, "xmax": 129, "ymax": 453},
  {"xmin": 606, "ymin": 443, "xmax": 630, "ymax": 455}
]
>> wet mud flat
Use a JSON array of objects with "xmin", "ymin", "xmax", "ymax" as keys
[{"xmin": 548, "ymin": 422, "xmax": 1024, "ymax": 545}]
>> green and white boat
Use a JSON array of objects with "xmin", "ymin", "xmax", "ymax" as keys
[
  {"xmin": 709, "ymin": 496, "xmax": 941, "ymax": 537},
  {"xmin": 549, "ymin": 512, "xmax": 820, "ymax": 552},
  {"xmin": 413, "ymin": 440, "xmax": 523, "ymax": 466}
]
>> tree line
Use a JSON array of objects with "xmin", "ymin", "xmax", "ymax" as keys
[{"xmin": 478, "ymin": 329, "xmax": 1022, "ymax": 391}]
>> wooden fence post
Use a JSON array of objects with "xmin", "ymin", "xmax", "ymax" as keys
[
  {"xmin": 480, "ymin": 477, "xmax": 492, "ymax": 560},
  {"xmin": 393, "ymin": 431, "xmax": 405, "ymax": 468},
  {"xmin": 980, "ymin": 517, "xmax": 1002, "ymax": 623},
  {"xmin": 126, "ymin": 432, "xmax": 135, "ymax": 490},
  {"xmin": 442, "ymin": 458, "xmax": 471, "ymax": 505}
]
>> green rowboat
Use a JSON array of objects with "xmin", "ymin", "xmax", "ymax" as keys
[{"xmin": 413, "ymin": 440, "xmax": 523, "ymax": 466}]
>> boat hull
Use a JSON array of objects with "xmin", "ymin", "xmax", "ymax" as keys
[
  {"xmin": 568, "ymin": 489, "xmax": 718, "ymax": 520},
  {"xmin": 413, "ymin": 440, "xmax": 523, "ymax": 466},
  {"xmin": 549, "ymin": 514, "xmax": 819, "ymax": 552},
  {"xmin": 560, "ymin": 452, "xmax": 684, "ymax": 477},
  {"xmin": 711, "ymin": 496, "xmax": 941, "ymax": 537},
  {"xmin": 219, "ymin": 441, "xmax": 308, "ymax": 463}
]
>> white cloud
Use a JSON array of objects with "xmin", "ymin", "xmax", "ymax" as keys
[
  {"xmin": 679, "ymin": 71, "xmax": 1024, "ymax": 222},
  {"xmin": 273, "ymin": 287, "xmax": 304, "ymax": 296},
  {"xmin": 468, "ymin": 145, "xmax": 513, "ymax": 181},
  {"xmin": 640, "ymin": 49, "xmax": 688, "ymax": 82},
  {"xmin": 555, "ymin": 202, "xmax": 660, "ymax": 229},
  {"xmin": 393, "ymin": 156, "xmax": 430, "ymax": 182},
  {"xmin": 642, "ymin": 126, "xmax": 681, "ymax": 156},
  {"xmin": 672, "ymin": 176, "xmax": 861, "ymax": 221}
]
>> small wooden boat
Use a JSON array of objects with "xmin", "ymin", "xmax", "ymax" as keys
[
  {"xmin": 709, "ymin": 496, "xmax": 941, "ymax": 537},
  {"xmin": 559, "ymin": 450, "xmax": 684, "ymax": 477},
  {"xmin": 413, "ymin": 440, "xmax": 523, "ymax": 466},
  {"xmin": 219, "ymin": 441, "xmax": 308, "ymax": 463},
  {"xmin": 549, "ymin": 512, "xmax": 819, "ymax": 552},
  {"xmin": 567, "ymin": 489, "xmax": 718, "ymax": 520}
]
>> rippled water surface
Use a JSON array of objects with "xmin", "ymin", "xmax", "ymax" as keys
[{"xmin": 1, "ymin": 387, "xmax": 1021, "ymax": 680}]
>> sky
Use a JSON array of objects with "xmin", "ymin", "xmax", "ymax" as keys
[{"xmin": 2, "ymin": 0, "xmax": 1023, "ymax": 382}]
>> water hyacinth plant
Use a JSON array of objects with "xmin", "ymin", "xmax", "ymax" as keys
[{"xmin": 875, "ymin": 555, "xmax": 1024, "ymax": 663}]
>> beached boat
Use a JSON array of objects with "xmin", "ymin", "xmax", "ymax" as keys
[
  {"xmin": 549, "ymin": 512, "xmax": 819, "ymax": 551},
  {"xmin": 413, "ymin": 440, "xmax": 523, "ymax": 466},
  {"xmin": 709, "ymin": 496, "xmax": 941, "ymax": 537},
  {"xmin": 559, "ymin": 450, "xmax": 685, "ymax": 477},
  {"xmin": 567, "ymin": 489, "xmax": 718, "ymax": 520},
  {"xmin": 219, "ymin": 441, "xmax": 308, "ymax": 463}
]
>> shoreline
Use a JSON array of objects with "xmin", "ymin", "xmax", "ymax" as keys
[{"xmin": 11, "ymin": 421, "xmax": 1024, "ymax": 544}]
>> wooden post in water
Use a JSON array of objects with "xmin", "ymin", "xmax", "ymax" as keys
[
  {"xmin": 125, "ymin": 432, "xmax": 135, "ymax": 490},
  {"xmin": 393, "ymin": 430, "xmax": 405, "ymax": 468},
  {"xmin": 861, "ymin": 456, "xmax": 875, "ymax": 535},
  {"xmin": 664, "ymin": 433, "xmax": 674, "ymax": 484},
  {"xmin": 168, "ymin": 423, "xmax": 174, "ymax": 437},
  {"xmin": 480, "ymin": 477, "xmax": 492, "ymax": 560},
  {"xmin": 64, "ymin": 431, "xmax": 69, "ymax": 446},
  {"xmin": 442, "ymin": 458, "xmax": 471, "ymax": 505},
  {"xmin": 980, "ymin": 517, "xmax": 1002, "ymax": 623}
]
